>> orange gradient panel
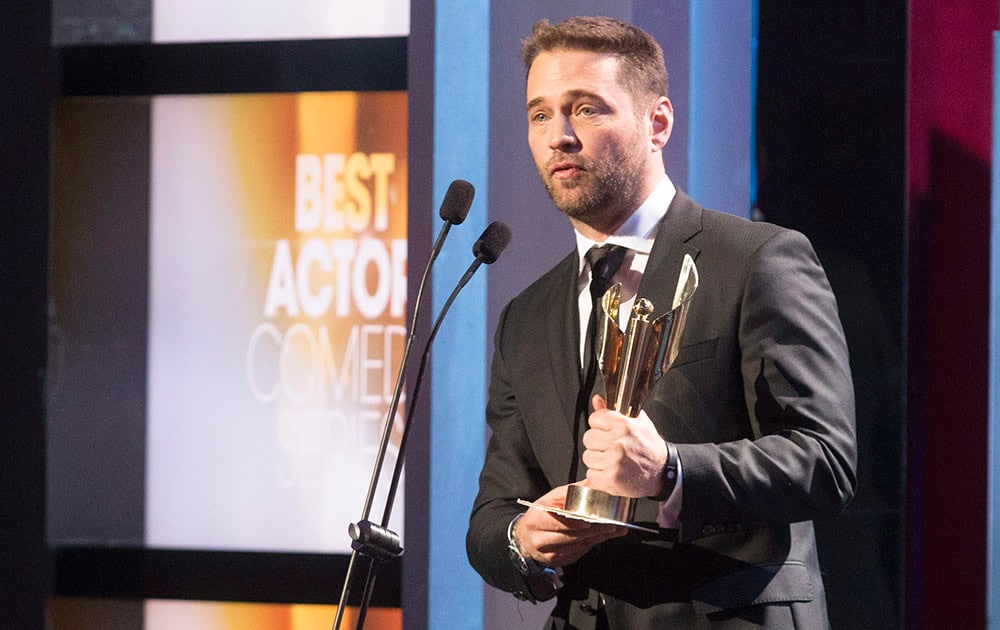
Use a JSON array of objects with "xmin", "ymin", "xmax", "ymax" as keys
[{"xmin": 49, "ymin": 598, "xmax": 401, "ymax": 630}]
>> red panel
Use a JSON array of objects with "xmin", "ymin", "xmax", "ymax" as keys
[{"xmin": 906, "ymin": 2, "xmax": 996, "ymax": 628}]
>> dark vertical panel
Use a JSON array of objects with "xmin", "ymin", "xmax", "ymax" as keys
[
  {"xmin": 0, "ymin": 1, "xmax": 53, "ymax": 629},
  {"xmin": 405, "ymin": 1, "xmax": 435, "ymax": 629},
  {"xmin": 757, "ymin": 2, "xmax": 907, "ymax": 627},
  {"xmin": 48, "ymin": 98, "xmax": 150, "ymax": 546}
]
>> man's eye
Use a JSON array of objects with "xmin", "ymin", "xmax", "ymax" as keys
[
  {"xmin": 531, "ymin": 112, "xmax": 549, "ymax": 123},
  {"xmin": 578, "ymin": 106, "xmax": 596, "ymax": 116}
]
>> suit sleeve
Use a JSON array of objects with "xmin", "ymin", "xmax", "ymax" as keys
[
  {"xmin": 465, "ymin": 301, "xmax": 557, "ymax": 601},
  {"xmin": 675, "ymin": 228, "xmax": 857, "ymax": 542}
]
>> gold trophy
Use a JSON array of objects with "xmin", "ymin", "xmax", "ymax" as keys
[{"xmin": 560, "ymin": 253, "xmax": 699, "ymax": 529}]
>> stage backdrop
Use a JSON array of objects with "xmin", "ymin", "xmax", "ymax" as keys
[{"xmin": 49, "ymin": 90, "xmax": 408, "ymax": 556}]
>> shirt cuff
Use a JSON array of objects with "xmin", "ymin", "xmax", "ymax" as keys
[{"xmin": 656, "ymin": 453, "xmax": 683, "ymax": 529}]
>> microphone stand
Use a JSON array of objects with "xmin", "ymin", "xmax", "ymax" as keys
[
  {"xmin": 332, "ymin": 180, "xmax": 471, "ymax": 630},
  {"xmin": 332, "ymin": 221, "xmax": 510, "ymax": 629}
]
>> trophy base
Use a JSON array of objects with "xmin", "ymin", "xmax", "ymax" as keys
[
  {"xmin": 564, "ymin": 484, "xmax": 633, "ymax": 522},
  {"xmin": 516, "ymin": 486, "xmax": 657, "ymax": 534}
]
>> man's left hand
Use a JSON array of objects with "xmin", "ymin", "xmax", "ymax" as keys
[{"xmin": 583, "ymin": 394, "xmax": 669, "ymax": 498}]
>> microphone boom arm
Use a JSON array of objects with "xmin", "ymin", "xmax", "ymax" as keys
[
  {"xmin": 354, "ymin": 222, "xmax": 510, "ymax": 627},
  {"xmin": 332, "ymin": 181, "xmax": 474, "ymax": 630}
]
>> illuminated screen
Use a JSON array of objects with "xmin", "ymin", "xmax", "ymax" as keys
[
  {"xmin": 48, "ymin": 91, "xmax": 408, "ymax": 554},
  {"xmin": 153, "ymin": 0, "xmax": 409, "ymax": 42}
]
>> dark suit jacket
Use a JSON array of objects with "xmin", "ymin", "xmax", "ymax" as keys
[{"xmin": 467, "ymin": 191, "xmax": 857, "ymax": 629}]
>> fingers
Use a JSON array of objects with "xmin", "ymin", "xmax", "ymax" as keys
[
  {"xmin": 530, "ymin": 484, "xmax": 569, "ymax": 511},
  {"xmin": 582, "ymin": 400, "xmax": 626, "ymax": 460},
  {"xmin": 581, "ymin": 446, "xmax": 616, "ymax": 476},
  {"xmin": 515, "ymin": 484, "xmax": 627, "ymax": 566},
  {"xmin": 582, "ymin": 404, "xmax": 669, "ymax": 498},
  {"xmin": 584, "ymin": 465, "xmax": 629, "ymax": 497},
  {"xmin": 525, "ymin": 514, "xmax": 626, "ymax": 566}
]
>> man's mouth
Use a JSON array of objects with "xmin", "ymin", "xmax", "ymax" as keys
[{"xmin": 550, "ymin": 161, "xmax": 584, "ymax": 179}]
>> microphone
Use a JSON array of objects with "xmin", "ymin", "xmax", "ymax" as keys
[
  {"xmin": 333, "ymin": 180, "xmax": 474, "ymax": 630},
  {"xmin": 426, "ymin": 179, "xmax": 474, "ymax": 269},
  {"xmin": 473, "ymin": 220, "xmax": 513, "ymax": 264},
  {"xmin": 438, "ymin": 179, "xmax": 474, "ymax": 223}
]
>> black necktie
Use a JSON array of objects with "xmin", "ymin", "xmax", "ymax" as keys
[
  {"xmin": 586, "ymin": 245, "xmax": 626, "ymax": 306},
  {"xmin": 583, "ymin": 245, "xmax": 626, "ymax": 373}
]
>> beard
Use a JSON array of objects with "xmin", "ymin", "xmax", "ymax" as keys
[{"xmin": 539, "ymin": 130, "xmax": 648, "ymax": 225}]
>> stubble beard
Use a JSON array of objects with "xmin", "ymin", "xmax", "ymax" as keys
[{"xmin": 540, "ymin": 133, "xmax": 648, "ymax": 229}]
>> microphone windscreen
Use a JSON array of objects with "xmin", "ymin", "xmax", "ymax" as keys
[
  {"xmin": 473, "ymin": 221, "xmax": 512, "ymax": 264},
  {"xmin": 439, "ymin": 179, "xmax": 475, "ymax": 224}
]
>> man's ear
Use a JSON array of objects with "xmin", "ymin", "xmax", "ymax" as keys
[{"xmin": 650, "ymin": 97, "xmax": 673, "ymax": 150}]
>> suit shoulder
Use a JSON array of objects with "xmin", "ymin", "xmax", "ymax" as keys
[
  {"xmin": 502, "ymin": 249, "xmax": 577, "ymax": 314},
  {"xmin": 698, "ymin": 207, "xmax": 811, "ymax": 255},
  {"xmin": 700, "ymin": 207, "xmax": 784, "ymax": 238}
]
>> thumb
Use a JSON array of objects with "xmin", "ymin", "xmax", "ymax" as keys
[{"xmin": 592, "ymin": 394, "xmax": 607, "ymax": 411}]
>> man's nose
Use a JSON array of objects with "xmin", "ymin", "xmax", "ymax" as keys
[{"xmin": 548, "ymin": 115, "xmax": 578, "ymax": 150}]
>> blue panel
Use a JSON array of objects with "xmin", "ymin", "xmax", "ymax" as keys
[
  {"xmin": 429, "ymin": 0, "xmax": 490, "ymax": 627},
  {"xmin": 688, "ymin": 0, "xmax": 752, "ymax": 217},
  {"xmin": 988, "ymin": 30, "xmax": 1000, "ymax": 629}
]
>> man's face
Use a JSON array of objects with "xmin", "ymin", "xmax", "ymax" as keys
[{"xmin": 525, "ymin": 49, "xmax": 653, "ymax": 229}]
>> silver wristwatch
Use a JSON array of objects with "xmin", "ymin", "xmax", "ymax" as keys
[{"xmin": 507, "ymin": 513, "xmax": 558, "ymax": 578}]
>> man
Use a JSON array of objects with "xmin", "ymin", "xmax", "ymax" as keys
[{"xmin": 466, "ymin": 16, "xmax": 856, "ymax": 629}]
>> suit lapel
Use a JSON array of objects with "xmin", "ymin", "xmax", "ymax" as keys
[
  {"xmin": 543, "ymin": 253, "xmax": 584, "ymax": 405},
  {"xmin": 638, "ymin": 190, "xmax": 703, "ymax": 315},
  {"xmin": 535, "ymin": 252, "xmax": 585, "ymax": 484}
]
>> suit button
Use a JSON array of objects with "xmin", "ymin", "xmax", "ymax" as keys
[
  {"xmin": 514, "ymin": 590, "xmax": 528, "ymax": 601},
  {"xmin": 579, "ymin": 602, "xmax": 597, "ymax": 616}
]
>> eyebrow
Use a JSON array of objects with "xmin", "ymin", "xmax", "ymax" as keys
[
  {"xmin": 526, "ymin": 96, "xmax": 546, "ymax": 112},
  {"xmin": 526, "ymin": 89, "xmax": 608, "ymax": 112}
]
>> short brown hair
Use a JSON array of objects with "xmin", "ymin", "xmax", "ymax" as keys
[{"xmin": 521, "ymin": 16, "xmax": 669, "ymax": 108}]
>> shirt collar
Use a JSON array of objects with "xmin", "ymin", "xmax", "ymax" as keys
[{"xmin": 575, "ymin": 173, "xmax": 676, "ymax": 268}]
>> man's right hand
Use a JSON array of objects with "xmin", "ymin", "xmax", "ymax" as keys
[{"xmin": 515, "ymin": 483, "xmax": 627, "ymax": 567}]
